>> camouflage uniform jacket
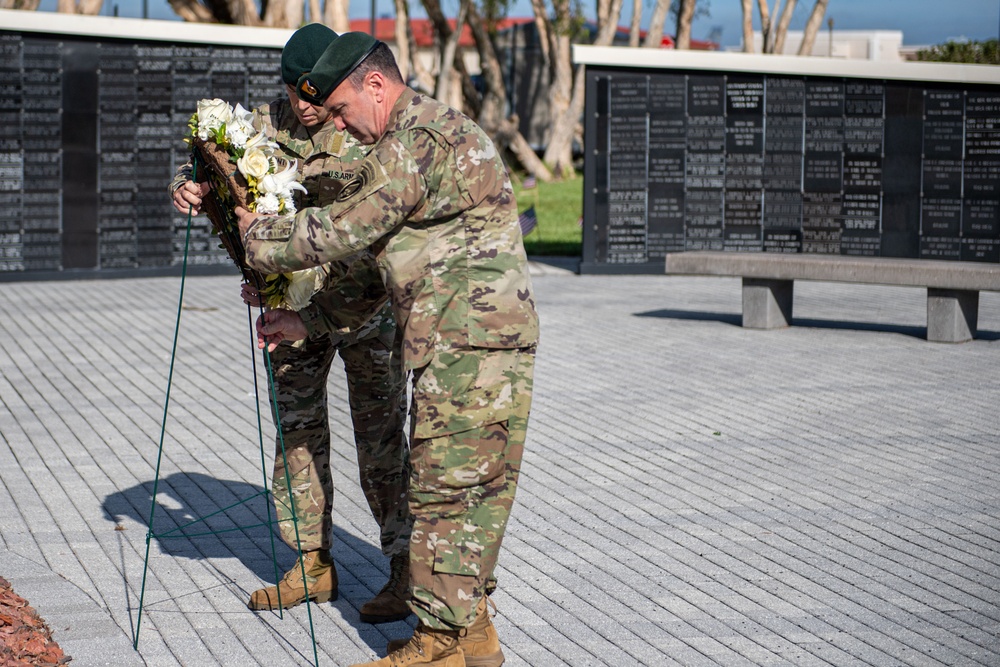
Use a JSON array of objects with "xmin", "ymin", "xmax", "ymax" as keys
[
  {"xmin": 244, "ymin": 88, "xmax": 540, "ymax": 372},
  {"xmin": 254, "ymin": 99, "xmax": 390, "ymax": 341}
]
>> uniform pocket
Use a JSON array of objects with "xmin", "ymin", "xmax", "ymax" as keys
[
  {"xmin": 412, "ymin": 383, "xmax": 512, "ymax": 439},
  {"xmin": 431, "ymin": 523, "xmax": 485, "ymax": 577}
]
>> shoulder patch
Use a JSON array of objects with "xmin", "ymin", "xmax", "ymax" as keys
[{"xmin": 336, "ymin": 157, "xmax": 387, "ymax": 203}]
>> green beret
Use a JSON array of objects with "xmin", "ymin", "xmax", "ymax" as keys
[
  {"xmin": 296, "ymin": 32, "xmax": 381, "ymax": 105},
  {"xmin": 281, "ymin": 24, "xmax": 339, "ymax": 86}
]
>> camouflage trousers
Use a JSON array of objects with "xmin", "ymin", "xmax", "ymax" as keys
[
  {"xmin": 266, "ymin": 306, "xmax": 412, "ymax": 557},
  {"xmin": 406, "ymin": 346, "xmax": 536, "ymax": 630}
]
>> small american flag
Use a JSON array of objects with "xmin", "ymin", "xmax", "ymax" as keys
[
  {"xmin": 522, "ymin": 174, "xmax": 537, "ymax": 190},
  {"xmin": 518, "ymin": 205, "xmax": 538, "ymax": 237}
]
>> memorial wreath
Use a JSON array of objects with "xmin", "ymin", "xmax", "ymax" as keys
[{"xmin": 186, "ymin": 98, "xmax": 322, "ymax": 311}]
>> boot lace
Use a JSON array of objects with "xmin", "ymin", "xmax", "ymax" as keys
[
  {"xmin": 378, "ymin": 553, "xmax": 407, "ymax": 596},
  {"xmin": 387, "ymin": 629, "xmax": 427, "ymax": 665}
]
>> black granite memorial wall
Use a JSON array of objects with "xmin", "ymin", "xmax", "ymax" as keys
[
  {"xmin": 582, "ymin": 65, "xmax": 1000, "ymax": 273},
  {"xmin": 0, "ymin": 28, "xmax": 283, "ymax": 279}
]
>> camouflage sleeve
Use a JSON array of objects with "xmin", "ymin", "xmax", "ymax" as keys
[
  {"xmin": 243, "ymin": 140, "xmax": 425, "ymax": 274},
  {"xmin": 297, "ymin": 253, "xmax": 390, "ymax": 339},
  {"xmin": 168, "ymin": 158, "xmax": 194, "ymax": 195}
]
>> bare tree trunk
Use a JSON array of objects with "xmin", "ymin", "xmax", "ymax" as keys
[
  {"xmin": 643, "ymin": 0, "xmax": 670, "ymax": 48},
  {"xmin": 57, "ymin": 0, "xmax": 103, "ymax": 13},
  {"xmin": 168, "ymin": 0, "xmax": 216, "ymax": 20},
  {"xmin": 1, "ymin": 0, "xmax": 42, "ymax": 9},
  {"xmin": 435, "ymin": 0, "xmax": 468, "ymax": 103},
  {"xmin": 465, "ymin": 1, "xmax": 504, "ymax": 135},
  {"xmin": 529, "ymin": 0, "xmax": 552, "ymax": 62},
  {"xmin": 539, "ymin": 0, "xmax": 574, "ymax": 176},
  {"xmin": 595, "ymin": 0, "xmax": 611, "ymax": 36},
  {"xmin": 167, "ymin": 0, "xmax": 262, "ymax": 22},
  {"xmin": 465, "ymin": 1, "xmax": 553, "ymax": 181},
  {"xmin": 756, "ymin": 0, "xmax": 773, "ymax": 52},
  {"xmin": 797, "ymin": 0, "xmax": 828, "ymax": 55},
  {"xmin": 628, "ymin": 0, "xmax": 642, "ymax": 47},
  {"xmin": 420, "ymin": 0, "xmax": 479, "ymax": 114},
  {"xmin": 420, "ymin": 0, "xmax": 454, "ymax": 100},
  {"xmin": 393, "ymin": 0, "xmax": 411, "ymax": 82},
  {"xmin": 226, "ymin": 0, "xmax": 263, "ymax": 25},
  {"xmin": 542, "ymin": 0, "xmax": 623, "ymax": 177},
  {"xmin": 324, "ymin": 0, "xmax": 350, "ymax": 33},
  {"xmin": 499, "ymin": 117, "xmax": 552, "ymax": 182},
  {"xmin": 264, "ymin": 0, "xmax": 303, "ymax": 28},
  {"xmin": 674, "ymin": 0, "xmax": 697, "ymax": 50},
  {"xmin": 740, "ymin": 0, "xmax": 754, "ymax": 52},
  {"xmin": 772, "ymin": 0, "xmax": 797, "ymax": 53},
  {"xmin": 408, "ymin": 28, "xmax": 435, "ymax": 93}
]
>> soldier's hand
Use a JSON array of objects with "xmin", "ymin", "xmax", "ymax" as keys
[
  {"xmin": 235, "ymin": 206, "xmax": 258, "ymax": 238},
  {"xmin": 172, "ymin": 181, "xmax": 209, "ymax": 215},
  {"xmin": 256, "ymin": 309, "xmax": 308, "ymax": 352},
  {"xmin": 241, "ymin": 282, "xmax": 266, "ymax": 308}
]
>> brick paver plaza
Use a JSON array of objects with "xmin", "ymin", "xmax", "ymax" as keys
[{"xmin": 1, "ymin": 261, "xmax": 998, "ymax": 666}]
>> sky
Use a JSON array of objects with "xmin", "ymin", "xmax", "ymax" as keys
[{"xmin": 33, "ymin": 0, "xmax": 1000, "ymax": 48}]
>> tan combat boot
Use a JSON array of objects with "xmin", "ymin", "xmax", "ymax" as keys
[
  {"xmin": 387, "ymin": 596, "xmax": 503, "ymax": 667},
  {"xmin": 350, "ymin": 625, "xmax": 465, "ymax": 667},
  {"xmin": 247, "ymin": 549, "xmax": 338, "ymax": 610},
  {"xmin": 360, "ymin": 552, "xmax": 412, "ymax": 623}
]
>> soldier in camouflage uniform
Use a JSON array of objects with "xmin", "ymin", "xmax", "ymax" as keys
[
  {"xmin": 170, "ymin": 24, "xmax": 413, "ymax": 624},
  {"xmin": 237, "ymin": 33, "xmax": 539, "ymax": 667}
]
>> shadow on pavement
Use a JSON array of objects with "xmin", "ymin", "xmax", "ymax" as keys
[
  {"xmin": 635, "ymin": 308, "xmax": 1000, "ymax": 341},
  {"xmin": 102, "ymin": 472, "xmax": 388, "ymax": 613}
]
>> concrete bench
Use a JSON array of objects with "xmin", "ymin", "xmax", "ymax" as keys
[{"xmin": 664, "ymin": 251, "xmax": 1000, "ymax": 343}]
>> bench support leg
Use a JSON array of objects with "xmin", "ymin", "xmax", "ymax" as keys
[
  {"xmin": 742, "ymin": 278, "xmax": 793, "ymax": 329},
  {"xmin": 927, "ymin": 288, "xmax": 978, "ymax": 343}
]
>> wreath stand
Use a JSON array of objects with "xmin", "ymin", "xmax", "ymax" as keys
[{"xmin": 130, "ymin": 157, "xmax": 322, "ymax": 666}]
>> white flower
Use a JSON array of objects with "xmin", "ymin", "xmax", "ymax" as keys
[
  {"xmin": 244, "ymin": 131, "xmax": 277, "ymax": 153},
  {"xmin": 281, "ymin": 267, "xmax": 323, "ymax": 311},
  {"xmin": 259, "ymin": 159, "xmax": 307, "ymax": 199},
  {"xmin": 281, "ymin": 197, "xmax": 297, "ymax": 215},
  {"xmin": 237, "ymin": 146, "xmax": 271, "ymax": 181},
  {"xmin": 196, "ymin": 98, "xmax": 232, "ymax": 140},
  {"xmin": 255, "ymin": 192, "xmax": 282, "ymax": 214},
  {"xmin": 225, "ymin": 104, "xmax": 256, "ymax": 148}
]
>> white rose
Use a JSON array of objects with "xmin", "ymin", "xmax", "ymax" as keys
[
  {"xmin": 196, "ymin": 98, "xmax": 232, "ymax": 140},
  {"xmin": 237, "ymin": 146, "xmax": 271, "ymax": 181},
  {"xmin": 255, "ymin": 192, "xmax": 281, "ymax": 214}
]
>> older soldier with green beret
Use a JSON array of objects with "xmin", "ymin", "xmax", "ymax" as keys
[
  {"xmin": 236, "ymin": 32, "xmax": 539, "ymax": 667},
  {"xmin": 171, "ymin": 24, "xmax": 413, "ymax": 624}
]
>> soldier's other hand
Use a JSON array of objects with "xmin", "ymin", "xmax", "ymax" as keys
[
  {"xmin": 172, "ymin": 181, "xmax": 209, "ymax": 215},
  {"xmin": 241, "ymin": 282, "xmax": 266, "ymax": 308},
  {"xmin": 256, "ymin": 309, "xmax": 307, "ymax": 352},
  {"xmin": 235, "ymin": 206, "xmax": 259, "ymax": 238}
]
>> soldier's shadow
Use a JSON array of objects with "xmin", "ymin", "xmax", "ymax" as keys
[{"xmin": 102, "ymin": 471, "xmax": 402, "ymax": 649}]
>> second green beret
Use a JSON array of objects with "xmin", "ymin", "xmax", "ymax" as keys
[
  {"xmin": 281, "ymin": 23, "xmax": 339, "ymax": 86},
  {"xmin": 297, "ymin": 32, "xmax": 381, "ymax": 105}
]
